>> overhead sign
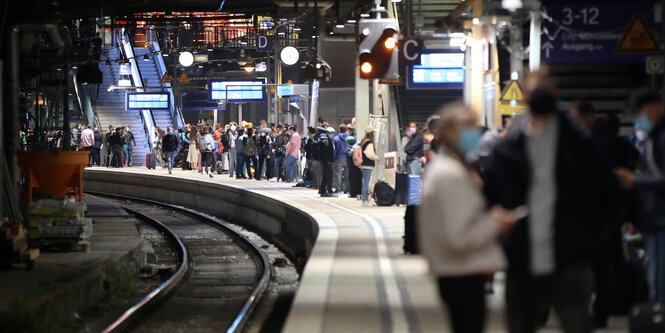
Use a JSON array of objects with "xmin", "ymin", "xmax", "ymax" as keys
[
  {"xmin": 399, "ymin": 38, "xmax": 423, "ymax": 66},
  {"xmin": 542, "ymin": 4, "xmax": 660, "ymax": 63},
  {"xmin": 276, "ymin": 84, "xmax": 310, "ymax": 97},
  {"xmin": 178, "ymin": 73, "xmax": 190, "ymax": 83},
  {"xmin": 257, "ymin": 35, "xmax": 273, "ymax": 52},
  {"xmin": 126, "ymin": 93, "xmax": 169, "ymax": 110},
  {"xmin": 407, "ymin": 51, "xmax": 465, "ymax": 89},
  {"xmin": 160, "ymin": 73, "xmax": 173, "ymax": 84},
  {"xmin": 209, "ymin": 79, "xmax": 266, "ymax": 102},
  {"xmin": 499, "ymin": 81, "xmax": 527, "ymax": 116},
  {"xmin": 616, "ymin": 14, "xmax": 660, "ymax": 53}
]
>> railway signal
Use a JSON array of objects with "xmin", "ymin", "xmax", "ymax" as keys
[{"xmin": 357, "ymin": 17, "xmax": 399, "ymax": 80}]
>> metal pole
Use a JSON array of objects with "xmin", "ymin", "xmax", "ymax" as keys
[
  {"xmin": 529, "ymin": 9, "xmax": 542, "ymax": 72},
  {"xmin": 510, "ymin": 12, "xmax": 524, "ymax": 82},
  {"xmin": 274, "ymin": 41, "xmax": 281, "ymax": 125},
  {"xmin": 238, "ymin": 103, "xmax": 243, "ymax": 123}
]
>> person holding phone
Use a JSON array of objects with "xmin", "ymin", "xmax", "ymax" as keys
[{"xmin": 419, "ymin": 102, "xmax": 518, "ymax": 333}]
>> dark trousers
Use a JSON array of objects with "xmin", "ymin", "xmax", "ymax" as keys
[
  {"xmin": 506, "ymin": 265, "xmax": 593, "ymax": 333},
  {"xmin": 319, "ymin": 161, "xmax": 333, "ymax": 195},
  {"xmin": 347, "ymin": 159, "xmax": 362, "ymax": 197},
  {"xmin": 201, "ymin": 151, "xmax": 213, "ymax": 172},
  {"xmin": 273, "ymin": 155, "xmax": 284, "ymax": 180},
  {"xmin": 246, "ymin": 155, "xmax": 256, "ymax": 179},
  {"xmin": 266, "ymin": 156, "xmax": 274, "ymax": 179},
  {"xmin": 257, "ymin": 154, "xmax": 268, "ymax": 180},
  {"xmin": 111, "ymin": 151, "xmax": 122, "ymax": 167},
  {"xmin": 438, "ymin": 275, "xmax": 486, "ymax": 333},
  {"xmin": 236, "ymin": 152, "xmax": 246, "ymax": 178},
  {"xmin": 92, "ymin": 147, "xmax": 101, "ymax": 165},
  {"xmin": 84, "ymin": 146, "xmax": 94, "ymax": 166}
]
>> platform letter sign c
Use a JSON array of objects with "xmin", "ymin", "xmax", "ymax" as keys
[{"xmin": 399, "ymin": 38, "xmax": 422, "ymax": 66}]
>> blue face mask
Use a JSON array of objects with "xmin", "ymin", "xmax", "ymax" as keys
[
  {"xmin": 636, "ymin": 114, "xmax": 653, "ymax": 133},
  {"xmin": 457, "ymin": 127, "xmax": 483, "ymax": 155}
]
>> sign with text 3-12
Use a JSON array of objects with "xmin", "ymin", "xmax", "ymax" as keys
[{"xmin": 542, "ymin": 3, "xmax": 660, "ymax": 63}]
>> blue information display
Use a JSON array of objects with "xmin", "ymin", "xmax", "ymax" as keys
[
  {"xmin": 407, "ymin": 51, "xmax": 465, "ymax": 89},
  {"xmin": 277, "ymin": 85, "xmax": 294, "ymax": 96},
  {"xmin": 542, "ymin": 3, "xmax": 659, "ymax": 63},
  {"xmin": 126, "ymin": 93, "xmax": 169, "ymax": 110},
  {"xmin": 209, "ymin": 79, "xmax": 265, "ymax": 102}
]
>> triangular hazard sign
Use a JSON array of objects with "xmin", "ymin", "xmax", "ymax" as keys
[
  {"xmin": 160, "ymin": 73, "xmax": 172, "ymax": 84},
  {"xmin": 178, "ymin": 73, "xmax": 190, "ymax": 83},
  {"xmin": 500, "ymin": 80, "xmax": 524, "ymax": 103},
  {"xmin": 617, "ymin": 14, "xmax": 660, "ymax": 53}
]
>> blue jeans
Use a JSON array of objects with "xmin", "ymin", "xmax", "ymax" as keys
[
  {"xmin": 236, "ymin": 152, "xmax": 246, "ymax": 177},
  {"xmin": 362, "ymin": 168, "xmax": 372, "ymax": 202},
  {"xmin": 408, "ymin": 160, "xmax": 422, "ymax": 176},
  {"xmin": 123, "ymin": 144, "xmax": 133, "ymax": 166},
  {"xmin": 645, "ymin": 229, "xmax": 665, "ymax": 303},
  {"xmin": 228, "ymin": 150, "xmax": 236, "ymax": 177},
  {"xmin": 284, "ymin": 155, "xmax": 297, "ymax": 182},
  {"xmin": 273, "ymin": 155, "xmax": 284, "ymax": 180},
  {"xmin": 165, "ymin": 151, "xmax": 175, "ymax": 171}
]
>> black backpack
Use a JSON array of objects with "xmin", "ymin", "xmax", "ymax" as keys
[{"xmin": 373, "ymin": 181, "xmax": 395, "ymax": 206}]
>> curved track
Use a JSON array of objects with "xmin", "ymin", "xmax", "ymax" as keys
[{"xmin": 90, "ymin": 193, "xmax": 271, "ymax": 333}]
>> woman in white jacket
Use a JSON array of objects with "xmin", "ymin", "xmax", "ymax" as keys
[{"xmin": 419, "ymin": 103, "xmax": 517, "ymax": 333}]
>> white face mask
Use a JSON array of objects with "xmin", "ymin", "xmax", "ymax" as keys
[{"xmin": 261, "ymin": 132, "xmax": 266, "ymax": 136}]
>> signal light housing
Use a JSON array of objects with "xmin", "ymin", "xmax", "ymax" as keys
[{"xmin": 357, "ymin": 18, "xmax": 399, "ymax": 80}]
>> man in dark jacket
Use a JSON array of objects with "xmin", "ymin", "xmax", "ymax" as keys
[
  {"xmin": 108, "ymin": 128, "xmax": 123, "ymax": 167},
  {"xmin": 122, "ymin": 125, "xmax": 135, "ymax": 167},
  {"xmin": 404, "ymin": 122, "xmax": 424, "ymax": 175},
  {"xmin": 616, "ymin": 89, "xmax": 665, "ymax": 304},
  {"xmin": 272, "ymin": 126, "xmax": 287, "ymax": 181},
  {"xmin": 317, "ymin": 126, "xmax": 335, "ymax": 197},
  {"xmin": 92, "ymin": 127, "xmax": 103, "ymax": 166},
  {"xmin": 484, "ymin": 71, "xmax": 620, "ymax": 333},
  {"xmin": 332, "ymin": 124, "xmax": 348, "ymax": 193},
  {"xmin": 162, "ymin": 126, "xmax": 179, "ymax": 174}
]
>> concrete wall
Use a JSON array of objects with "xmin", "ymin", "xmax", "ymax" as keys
[
  {"xmin": 82, "ymin": 170, "xmax": 318, "ymax": 266},
  {"xmin": 318, "ymin": 88, "xmax": 355, "ymax": 130}
]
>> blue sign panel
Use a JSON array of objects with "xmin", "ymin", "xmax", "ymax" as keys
[
  {"xmin": 126, "ymin": 93, "xmax": 169, "ymax": 110},
  {"xmin": 209, "ymin": 79, "xmax": 266, "ymax": 102},
  {"xmin": 407, "ymin": 51, "xmax": 465, "ymax": 89},
  {"xmin": 277, "ymin": 85, "xmax": 294, "ymax": 96},
  {"xmin": 542, "ymin": 3, "xmax": 659, "ymax": 63}
]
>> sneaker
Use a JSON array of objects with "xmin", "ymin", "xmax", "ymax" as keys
[
  {"xmin": 169, "ymin": 170, "xmax": 172, "ymax": 174},
  {"xmin": 209, "ymin": 174, "xmax": 214, "ymax": 178},
  {"xmin": 362, "ymin": 201, "xmax": 375, "ymax": 207}
]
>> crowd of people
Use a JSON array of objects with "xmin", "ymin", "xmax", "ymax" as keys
[{"xmin": 419, "ymin": 69, "xmax": 665, "ymax": 333}]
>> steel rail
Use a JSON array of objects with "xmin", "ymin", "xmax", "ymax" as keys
[
  {"xmin": 101, "ymin": 207, "xmax": 189, "ymax": 333},
  {"xmin": 87, "ymin": 191, "xmax": 272, "ymax": 333}
]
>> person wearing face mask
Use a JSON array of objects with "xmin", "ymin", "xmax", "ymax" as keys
[
  {"xmin": 257, "ymin": 129, "xmax": 272, "ymax": 180},
  {"xmin": 317, "ymin": 127, "xmax": 335, "ymax": 197},
  {"xmin": 483, "ymin": 70, "xmax": 620, "ymax": 333},
  {"xmin": 162, "ymin": 126, "xmax": 179, "ymax": 174},
  {"xmin": 419, "ymin": 102, "xmax": 517, "ymax": 333},
  {"xmin": 103, "ymin": 125, "xmax": 114, "ymax": 167},
  {"xmin": 615, "ymin": 89, "xmax": 665, "ymax": 304},
  {"xmin": 272, "ymin": 125, "xmax": 287, "ymax": 181},
  {"xmin": 360, "ymin": 126, "xmax": 380, "ymax": 206},
  {"xmin": 404, "ymin": 122, "xmax": 424, "ymax": 175}
]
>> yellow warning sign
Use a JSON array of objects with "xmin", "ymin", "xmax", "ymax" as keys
[
  {"xmin": 270, "ymin": 86, "xmax": 275, "ymax": 93},
  {"xmin": 499, "ymin": 80, "xmax": 524, "ymax": 103},
  {"xmin": 178, "ymin": 73, "xmax": 190, "ymax": 84},
  {"xmin": 286, "ymin": 80, "xmax": 293, "ymax": 85},
  {"xmin": 160, "ymin": 73, "xmax": 173, "ymax": 84},
  {"xmin": 617, "ymin": 14, "xmax": 660, "ymax": 53},
  {"xmin": 499, "ymin": 103, "xmax": 528, "ymax": 116}
]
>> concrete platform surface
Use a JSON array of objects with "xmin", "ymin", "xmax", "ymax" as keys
[
  {"xmin": 0, "ymin": 195, "xmax": 142, "ymax": 332},
  {"xmin": 83, "ymin": 167, "xmax": 629, "ymax": 333}
]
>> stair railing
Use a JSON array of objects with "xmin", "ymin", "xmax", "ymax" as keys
[{"xmin": 148, "ymin": 27, "xmax": 185, "ymax": 129}]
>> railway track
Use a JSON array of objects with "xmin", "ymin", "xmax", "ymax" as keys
[{"xmin": 88, "ymin": 193, "xmax": 271, "ymax": 333}]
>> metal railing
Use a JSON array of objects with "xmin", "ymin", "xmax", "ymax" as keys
[{"xmin": 148, "ymin": 27, "xmax": 185, "ymax": 129}]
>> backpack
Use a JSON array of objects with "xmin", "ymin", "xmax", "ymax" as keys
[
  {"xmin": 373, "ymin": 181, "xmax": 395, "ymax": 206},
  {"xmin": 245, "ymin": 136, "xmax": 257, "ymax": 155},
  {"xmin": 195, "ymin": 135, "xmax": 205, "ymax": 151},
  {"xmin": 352, "ymin": 145, "xmax": 363, "ymax": 167}
]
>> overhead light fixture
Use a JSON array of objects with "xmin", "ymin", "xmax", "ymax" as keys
[
  {"xmin": 315, "ymin": 63, "xmax": 322, "ymax": 69},
  {"xmin": 335, "ymin": 24, "xmax": 345, "ymax": 29},
  {"xmin": 256, "ymin": 62, "xmax": 268, "ymax": 72},
  {"xmin": 143, "ymin": 54, "xmax": 149, "ymax": 61},
  {"xmin": 163, "ymin": 53, "xmax": 169, "ymax": 57},
  {"xmin": 360, "ymin": 13, "xmax": 370, "ymax": 18},
  {"xmin": 347, "ymin": 19, "xmax": 357, "ymax": 24},
  {"xmin": 72, "ymin": 66, "xmax": 78, "ymax": 70},
  {"xmin": 294, "ymin": 27, "xmax": 302, "ymax": 31},
  {"xmin": 472, "ymin": 18, "xmax": 480, "ymax": 25},
  {"xmin": 207, "ymin": 48, "xmax": 213, "ymax": 51},
  {"xmin": 391, "ymin": 0, "xmax": 401, "ymax": 2},
  {"xmin": 198, "ymin": 65, "xmax": 203, "ymax": 69},
  {"xmin": 242, "ymin": 64, "xmax": 256, "ymax": 72},
  {"xmin": 179, "ymin": 51, "xmax": 194, "ymax": 67},
  {"xmin": 329, "ymin": 32, "xmax": 333, "ymax": 35},
  {"xmin": 450, "ymin": 32, "xmax": 465, "ymax": 38}
]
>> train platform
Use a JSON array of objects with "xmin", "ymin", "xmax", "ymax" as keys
[
  {"xmin": 0, "ymin": 195, "xmax": 144, "ymax": 332},
  {"xmin": 82, "ymin": 167, "xmax": 629, "ymax": 333}
]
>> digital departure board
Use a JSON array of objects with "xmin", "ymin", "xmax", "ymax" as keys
[
  {"xmin": 126, "ymin": 93, "xmax": 170, "ymax": 110},
  {"xmin": 209, "ymin": 79, "xmax": 265, "ymax": 102},
  {"xmin": 407, "ymin": 51, "xmax": 465, "ymax": 89},
  {"xmin": 277, "ymin": 85, "xmax": 294, "ymax": 96}
]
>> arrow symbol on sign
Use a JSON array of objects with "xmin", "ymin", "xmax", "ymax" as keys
[
  {"xmin": 545, "ymin": 27, "xmax": 563, "ymax": 41},
  {"xmin": 542, "ymin": 41, "xmax": 554, "ymax": 58}
]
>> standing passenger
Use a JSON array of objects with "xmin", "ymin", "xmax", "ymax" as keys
[
  {"xmin": 419, "ymin": 103, "xmax": 516, "ymax": 333},
  {"xmin": 186, "ymin": 126, "xmax": 199, "ymax": 172},
  {"xmin": 122, "ymin": 125, "xmax": 135, "ymax": 167},
  {"xmin": 162, "ymin": 126, "xmax": 178, "ymax": 174},
  {"xmin": 235, "ymin": 128, "xmax": 246, "ymax": 179},
  {"xmin": 333, "ymin": 124, "xmax": 348, "ymax": 193},
  {"xmin": 360, "ymin": 126, "xmax": 380, "ymax": 206},
  {"xmin": 200, "ymin": 127, "xmax": 215, "ymax": 178},
  {"xmin": 284, "ymin": 125, "xmax": 301, "ymax": 183},
  {"xmin": 92, "ymin": 127, "xmax": 103, "ymax": 166},
  {"xmin": 272, "ymin": 125, "xmax": 287, "ymax": 181}
]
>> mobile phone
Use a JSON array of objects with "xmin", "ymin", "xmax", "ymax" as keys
[{"xmin": 512, "ymin": 205, "xmax": 529, "ymax": 220}]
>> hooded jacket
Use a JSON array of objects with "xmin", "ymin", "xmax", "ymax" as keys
[{"xmin": 333, "ymin": 133, "xmax": 348, "ymax": 160}]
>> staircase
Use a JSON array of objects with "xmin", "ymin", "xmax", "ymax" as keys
[
  {"xmin": 95, "ymin": 47, "xmax": 150, "ymax": 166},
  {"xmin": 134, "ymin": 48, "xmax": 173, "ymax": 131}
]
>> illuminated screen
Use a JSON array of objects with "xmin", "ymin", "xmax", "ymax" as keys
[
  {"xmin": 277, "ymin": 85, "xmax": 294, "ymax": 96},
  {"xmin": 408, "ymin": 51, "xmax": 465, "ymax": 89},
  {"xmin": 209, "ymin": 79, "xmax": 265, "ymax": 102},
  {"xmin": 126, "ymin": 93, "xmax": 169, "ymax": 110}
]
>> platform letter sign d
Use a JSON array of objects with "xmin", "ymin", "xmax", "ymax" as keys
[{"xmin": 257, "ymin": 35, "xmax": 273, "ymax": 52}]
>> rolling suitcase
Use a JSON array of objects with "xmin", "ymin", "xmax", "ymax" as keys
[
  {"xmin": 146, "ymin": 152, "xmax": 157, "ymax": 169},
  {"xmin": 630, "ymin": 303, "xmax": 665, "ymax": 332},
  {"xmin": 394, "ymin": 172, "xmax": 408, "ymax": 206},
  {"xmin": 373, "ymin": 181, "xmax": 395, "ymax": 206},
  {"xmin": 407, "ymin": 175, "xmax": 422, "ymax": 206}
]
